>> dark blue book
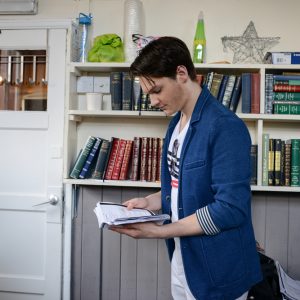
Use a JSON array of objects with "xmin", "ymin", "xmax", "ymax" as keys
[
  {"xmin": 122, "ymin": 72, "xmax": 133, "ymax": 110},
  {"xmin": 110, "ymin": 72, "xmax": 122, "ymax": 110},
  {"xmin": 79, "ymin": 137, "xmax": 102, "ymax": 179},
  {"xmin": 91, "ymin": 139, "xmax": 112, "ymax": 180},
  {"xmin": 250, "ymin": 144, "xmax": 258, "ymax": 185},
  {"xmin": 217, "ymin": 75, "xmax": 229, "ymax": 102},
  {"xmin": 273, "ymin": 74, "xmax": 300, "ymax": 81},
  {"xmin": 241, "ymin": 73, "xmax": 251, "ymax": 113},
  {"xmin": 229, "ymin": 76, "xmax": 242, "ymax": 112}
]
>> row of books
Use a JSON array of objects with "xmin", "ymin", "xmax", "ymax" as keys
[
  {"xmin": 262, "ymin": 135, "xmax": 300, "ymax": 187},
  {"xmin": 202, "ymin": 72, "xmax": 260, "ymax": 114},
  {"xmin": 69, "ymin": 135, "xmax": 164, "ymax": 182},
  {"xmin": 110, "ymin": 72, "xmax": 160, "ymax": 112},
  {"xmin": 265, "ymin": 73, "xmax": 300, "ymax": 115}
]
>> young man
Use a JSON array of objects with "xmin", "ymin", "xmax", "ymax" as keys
[{"xmin": 110, "ymin": 36, "xmax": 262, "ymax": 300}]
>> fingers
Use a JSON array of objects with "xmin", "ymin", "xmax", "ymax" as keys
[{"xmin": 123, "ymin": 197, "xmax": 147, "ymax": 210}]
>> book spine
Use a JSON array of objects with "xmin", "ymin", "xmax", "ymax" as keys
[
  {"xmin": 274, "ymin": 84, "xmax": 300, "ymax": 92},
  {"xmin": 140, "ymin": 91, "xmax": 148, "ymax": 111},
  {"xmin": 119, "ymin": 140, "xmax": 133, "ymax": 180},
  {"xmin": 91, "ymin": 139, "xmax": 111, "ymax": 180},
  {"xmin": 241, "ymin": 73, "xmax": 251, "ymax": 113},
  {"xmin": 274, "ymin": 139, "xmax": 282, "ymax": 186},
  {"xmin": 229, "ymin": 75, "xmax": 242, "ymax": 112},
  {"xmin": 111, "ymin": 139, "xmax": 127, "ymax": 180},
  {"xmin": 205, "ymin": 71, "xmax": 214, "ymax": 90},
  {"xmin": 104, "ymin": 138, "xmax": 120, "ymax": 180},
  {"xmin": 268, "ymin": 138, "xmax": 275, "ymax": 186},
  {"xmin": 273, "ymin": 101, "xmax": 300, "ymax": 114},
  {"xmin": 132, "ymin": 76, "xmax": 141, "ymax": 111},
  {"xmin": 291, "ymin": 139, "xmax": 300, "ymax": 187},
  {"xmin": 140, "ymin": 137, "xmax": 149, "ymax": 181},
  {"xmin": 221, "ymin": 75, "xmax": 236, "ymax": 108},
  {"xmin": 280, "ymin": 140, "xmax": 286, "ymax": 186},
  {"xmin": 251, "ymin": 73, "xmax": 260, "ymax": 114},
  {"xmin": 196, "ymin": 74, "xmax": 204, "ymax": 86},
  {"xmin": 284, "ymin": 141, "xmax": 292, "ymax": 186},
  {"xmin": 217, "ymin": 75, "xmax": 229, "ymax": 102},
  {"xmin": 210, "ymin": 73, "xmax": 223, "ymax": 98},
  {"xmin": 265, "ymin": 73, "xmax": 274, "ymax": 114},
  {"xmin": 79, "ymin": 137, "xmax": 102, "ymax": 179},
  {"xmin": 262, "ymin": 133, "xmax": 269, "ymax": 186},
  {"xmin": 273, "ymin": 75, "xmax": 300, "ymax": 81},
  {"xmin": 147, "ymin": 137, "xmax": 153, "ymax": 181},
  {"xmin": 122, "ymin": 71, "xmax": 133, "ymax": 110},
  {"xmin": 130, "ymin": 137, "xmax": 141, "ymax": 181},
  {"xmin": 110, "ymin": 72, "xmax": 122, "ymax": 110},
  {"xmin": 151, "ymin": 137, "xmax": 158, "ymax": 182},
  {"xmin": 250, "ymin": 144, "xmax": 258, "ymax": 185},
  {"xmin": 69, "ymin": 136, "xmax": 96, "ymax": 179},
  {"xmin": 273, "ymin": 92, "xmax": 300, "ymax": 101},
  {"xmin": 156, "ymin": 138, "xmax": 164, "ymax": 182}
]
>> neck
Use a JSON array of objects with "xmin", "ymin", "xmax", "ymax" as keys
[{"xmin": 181, "ymin": 81, "xmax": 202, "ymax": 120}]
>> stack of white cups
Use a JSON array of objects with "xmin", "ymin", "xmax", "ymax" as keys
[{"xmin": 123, "ymin": 0, "xmax": 145, "ymax": 62}]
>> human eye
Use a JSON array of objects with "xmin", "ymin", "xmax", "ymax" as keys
[{"xmin": 152, "ymin": 87, "xmax": 161, "ymax": 94}]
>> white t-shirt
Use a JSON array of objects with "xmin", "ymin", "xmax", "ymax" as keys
[{"xmin": 167, "ymin": 117, "xmax": 195, "ymax": 299}]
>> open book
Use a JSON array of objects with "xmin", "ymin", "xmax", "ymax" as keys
[{"xmin": 94, "ymin": 202, "xmax": 170, "ymax": 228}]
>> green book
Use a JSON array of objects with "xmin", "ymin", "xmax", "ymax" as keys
[
  {"xmin": 274, "ymin": 80, "xmax": 300, "ymax": 86},
  {"xmin": 262, "ymin": 133, "xmax": 269, "ymax": 186},
  {"xmin": 273, "ymin": 101, "xmax": 300, "ymax": 114},
  {"xmin": 69, "ymin": 136, "xmax": 96, "ymax": 179},
  {"xmin": 291, "ymin": 139, "xmax": 300, "ymax": 187},
  {"xmin": 274, "ymin": 92, "xmax": 300, "ymax": 101}
]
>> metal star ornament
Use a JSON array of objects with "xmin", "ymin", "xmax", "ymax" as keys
[{"xmin": 221, "ymin": 21, "xmax": 280, "ymax": 63}]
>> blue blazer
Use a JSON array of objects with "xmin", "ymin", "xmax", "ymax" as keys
[{"xmin": 161, "ymin": 87, "xmax": 262, "ymax": 299}]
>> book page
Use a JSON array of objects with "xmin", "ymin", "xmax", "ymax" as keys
[
  {"xmin": 100, "ymin": 202, "xmax": 153, "ymax": 220},
  {"xmin": 94, "ymin": 202, "xmax": 170, "ymax": 228}
]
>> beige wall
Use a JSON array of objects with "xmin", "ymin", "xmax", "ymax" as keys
[{"xmin": 0, "ymin": 0, "xmax": 299, "ymax": 62}]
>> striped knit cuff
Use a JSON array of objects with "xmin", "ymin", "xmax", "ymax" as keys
[{"xmin": 196, "ymin": 206, "xmax": 220, "ymax": 235}]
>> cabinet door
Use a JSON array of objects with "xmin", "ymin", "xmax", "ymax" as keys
[{"xmin": 0, "ymin": 28, "xmax": 66, "ymax": 300}]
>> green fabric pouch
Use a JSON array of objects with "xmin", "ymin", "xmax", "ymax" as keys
[{"xmin": 88, "ymin": 34, "xmax": 125, "ymax": 62}]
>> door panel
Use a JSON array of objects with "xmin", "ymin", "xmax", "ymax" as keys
[
  {"xmin": 0, "ymin": 30, "xmax": 47, "ymax": 49},
  {"xmin": 0, "ymin": 27, "xmax": 67, "ymax": 300}
]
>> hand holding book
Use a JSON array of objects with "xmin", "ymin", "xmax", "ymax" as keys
[{"xmin": 94, "ymin": 202, "xmax": 170, "ymax": 228}]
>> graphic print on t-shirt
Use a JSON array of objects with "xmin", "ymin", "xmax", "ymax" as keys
[
  {"xmin": 167, "ymin": 118, "xmax": 190, "ymax": 189},
  {"xmin": 168, "ymin": 138, "xmax": 180, "ymax": 188}
]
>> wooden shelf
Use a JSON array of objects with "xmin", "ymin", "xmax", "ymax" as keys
[
  {"xmin": 64, "ymin": 178, "xmax": 161, "ymax": 188},
  {"xmin": 68, "ymin": 110, "xmax": 300, "ymax": 123},
  {"xmin": 64, "ymin": 179, "xmax": 300, "ymax": 192}
]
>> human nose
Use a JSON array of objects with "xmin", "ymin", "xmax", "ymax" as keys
[{"xmin": 149, "ymin": 94, "xmax": 160, "ymax": 108}]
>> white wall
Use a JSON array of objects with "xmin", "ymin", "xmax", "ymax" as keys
[{"xmin": 0, "ymin": 0, "xmax": 299, "ymax": 62}]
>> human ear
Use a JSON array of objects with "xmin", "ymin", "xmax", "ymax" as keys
[{"xmin": 176, "ymin": 65, "xmax": 188, "ymax": 82}]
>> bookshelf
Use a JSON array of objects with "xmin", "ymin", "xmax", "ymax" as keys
[{"xmin": 64, "ymin": 62, "xmax": 300, "ymax": 192}]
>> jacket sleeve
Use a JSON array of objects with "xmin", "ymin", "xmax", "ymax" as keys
[{"xmin": 196, "ymin": 115, "xmax": 252, "ymax": 233}]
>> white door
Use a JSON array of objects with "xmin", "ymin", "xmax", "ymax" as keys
[{"xmin": 0, "ymin": 27, "xmax": 67, "ymax": 300}]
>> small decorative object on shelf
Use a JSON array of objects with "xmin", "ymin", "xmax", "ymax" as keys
[
  {"xmin": 123, "ymin": 0, "xmax": 144, "ymax": 62},
  {"xmin": 221, "ymin": 21, "xmax": 280, "ymax": 64},
  {"xmin": 193, "ymin": 11, "xmax": 206, "ymax": 63},
  {"xmin": 77, "ymin": 12, "xmax": 92, "ymax": 63}
]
